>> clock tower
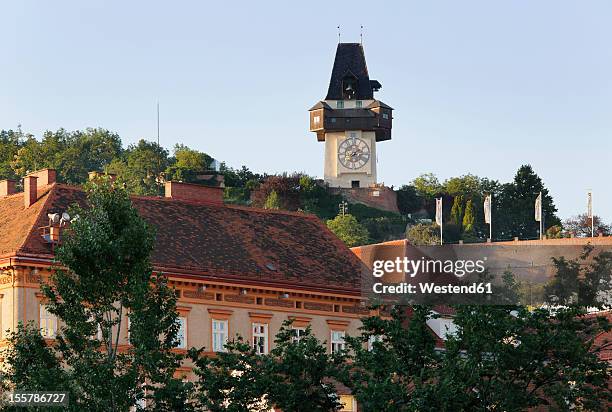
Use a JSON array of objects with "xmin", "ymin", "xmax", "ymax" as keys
[{"xmin": 309, "ymin": 43, "xmax": 393, "ymax": 189}]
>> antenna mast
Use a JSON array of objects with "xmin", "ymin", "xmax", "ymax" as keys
[
  {"xmin": 360, "ymin": 25, "xmax": 364, "ymax": 44},
  {"xmin": 337, "ymin": 25, "xmax": 341, "ymax": 43},
  {"xmin": 156, "ymin": 101, "xmax": 160, "ymax": 146}
]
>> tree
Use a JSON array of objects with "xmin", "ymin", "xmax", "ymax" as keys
[
  {"xmin": 263, "ymin": 322, "xmax": 344, "ymax": 412},
  {"xmin": 406, "ymin": 223, "xmax": 440, "ymax": 246},
  {"xmin": 190, "ymin": 338, "xmax": 268, "ymax": 412},
  {"xmin": 326, "ymin": 214, "xmax": 369, "ymax": 247},
  {"xmin": 3, "ymin": 177, "xmax": 187, "ymax": 410},
  {"xmin": 165, "ymin": 144, "xmax": 212, "ymax": 183},
  {"xmin": 495, "ymin": 165, "xmax": 560, "ymax": 240},
  {"xmin": 564, "ymin": 214, "xmax": 611, "ymax": 237},
  {"xmin": 462, "ymin": 199, "xmax": 475, "ymax": 233},
  {"xmin": 412, "ymin": 173, "xmax": 442, "ymax": 199},
  {"xmin": 264, "ymin": 190, "xmax": 281, "ymax": 210},
  {"xmin": 108, "ymin": 139, "xmax": 168, "ymax": 196},
  {"xmin": 341, "ymin": 306, "xmax": 439, "ymax": 412},
  {"xmin": 545, "ymin": 245, "xmax": 612, "ymax": 307},
  {"xmin": 395, "ymin": 185, "xmax": 422, "ymax": 215},
  {"xmin": 440, "ymin": 305, "xmax": 611, "ymax": 411},
  {"xmin": 450, "ymin": 195, "xmax": 464, "ymax": 228}
]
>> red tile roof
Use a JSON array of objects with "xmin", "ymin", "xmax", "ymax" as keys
[{"xmin": 0, "ymin": 184, "xmax": 364, "ymax": 295}]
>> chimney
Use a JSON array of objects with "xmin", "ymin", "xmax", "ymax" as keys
[
  {"xmin": 164, "ymin": 181, "xmax": 224, "ymax": 204},
  {"xmin": 0, "ymin": 179, "xmax": 16, "ymax": 196},
  {"xmin": 24, "ymin": 175, "xmax": 38, "ymax": 208},
  {"xmin": 30, "ymin": 169, "xmax": 56, "ymax": 188}
]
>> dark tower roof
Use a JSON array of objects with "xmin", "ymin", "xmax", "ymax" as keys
[{"xmin": 326, "ymin": 43, "xmax": 381, "ymax": 100}]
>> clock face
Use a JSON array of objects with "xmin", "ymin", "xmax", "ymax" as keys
[{"xmin": 338, "ymin": 136, "xmax": 370, "ymax": 170}]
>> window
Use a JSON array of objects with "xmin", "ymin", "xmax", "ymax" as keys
[
  {"xmin": 176, "ymin": 317, "xmax": 187, "ymax": 349},
  {"xmin": 330, "ymin": 118, "xmax": 337, "ymax": 123},
  {"xmin": 291, "ymin": 327, "xmax": 306, "ymax": 343},
  {"xmin": 356, "ymin": 100, "xmax": 362, "ymax": 108},
  {"xmin": 368, "ymin": 335, "xmax": 383, "ymax": 351},
  {"xmin": 39, "ymin": 304, "xmax": 57, "ymax": 338},
  {"xmin": 313, "ymin": 115, "xmax": 320, "ymax": 124},
  {"xmin": 252, "ymin": 323, "xmax": 268, "ymax": 355},
  {"xmin": 382, "ymin": 112, "xmax": 389, "ymax": 120},
  {"xmin": 212, "ymin": 319, "xmax": 228, "ymax": 352},
  {"xmin": 336, "ymin": 100, "xmax": 344, "ymax": 109},
  {"xmin": 331, "ymin": 330, "xmax": 345, "ymax": 353},
  {"xmin": 351, "ymin": 180, "xmax": 360, "ymax": 188}
]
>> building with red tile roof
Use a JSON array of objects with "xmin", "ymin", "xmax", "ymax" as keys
[{"xmin": 0, "ymin": 170, "xmax": 370, "ymax": 408}]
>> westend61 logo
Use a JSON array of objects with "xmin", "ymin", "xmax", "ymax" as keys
[{"xmin": 372, "ymin": 257, "xmax": 487, "ymax": 278}]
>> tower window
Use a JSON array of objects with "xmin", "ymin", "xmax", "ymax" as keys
[
  {"xmin": 356, "ymin": 101, "xmax": 362, "ymax": 108},
  {"xmin": 313, "ymin": 115, "xmax": 320, "ymax": 124},
  {"xmin": 336, "ymin": 101, "xmax": 344, "ymax": 109},
  {"xmin": 351, "ymin": 181, "xmax": 360, "ymax": 188},
  {"xmin": 382, "ymin": 112, "xmax": 389, "ymax": 120}
]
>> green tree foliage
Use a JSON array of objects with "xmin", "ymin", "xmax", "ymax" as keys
[
  {"xmin": 412, "ymin": 173, "xmax": 442, "ymax": 199},
  {"xmin": 2, "ymin": 178, "xmax": 187, "ymax": 410},
  {"xmin": 189, "ymin": 322, "xmax": 344, "ymax": 412},
  {"xmin": 0, "ymin": 128, "xmax": 29, "ymax": 180},
  {"xmin": 406, "ymin": 223, "xmax": 440, "ymax": 246},
  {"xmin": 441, "ymin": 305, "xmax": 610, "ymax": 411},
  {"xmin": 165, "ymin": 144, "xmax": 212, "ymax": 183},
  {"xmin": 264, "ymin": 190, "xmax": 281, "ymax": 210},
  {"xmin": 326, "ymin": 214, "xmax": 370, "ymax": 247},
  {"xmin": 545, "ymin": 245, "xmax": 612, "ymax": 307},
  {"xmin": 341, "ymin": 306, "xmax": 438, "ymax": 411},
  {"xmin": 495, "ymin": 165, "xmax": 560, "ymax": 240},
  {"xmin": 8, "ymin": 128, "xmax": 122, "ymax": 184},
  {"xmin": 190, "ymin": 338, "xmax": 268, "ymax": 412},
  {"xmin": 395, "ymin": 185, "xmax": 422, "ymax": 215},
  {"xmin": 108, "ymin": 139, "xmax": 169, "ymax": 196},
  {"xmin": 462, "ymin": 199, "xmax": 475, "ymax": 233},
  {"xmin": 263, "ymin": 322, "xmax": 344, "ymax": 412},
  {"xmin": 450, "ymin": 195, "xmax": 464, "ymax": 228}
]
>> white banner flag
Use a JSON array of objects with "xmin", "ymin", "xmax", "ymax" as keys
[
  {"xmin": 484, "ymin": 195, "xmax": 492, "ymax": 224},
  {"xmin": 587, "ymin": 191, "xmax": 593, "ymax": 219},
  {"xmin": 535, "ymin": 192, "xmax": 542, "ymax": 222},
  {"xmin": 435, "ymin": 198, "xmax": 443, "ymax": 226}
]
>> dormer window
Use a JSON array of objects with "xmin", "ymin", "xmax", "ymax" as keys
[
  {"xmin": 336, "ymin": 101, "xmax": 344, "ymax": 109},
  {"xmin": 382, "ymin": 112, "xmax": 389, "ymax": 120}
]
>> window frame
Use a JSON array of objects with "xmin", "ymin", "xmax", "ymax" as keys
[
  {"xmin": 212, "ymin": 318, "xmax": 229, "ymax": 353},
  {"xmin": 330, "ymin": 330, "xmax": 346, "ymax": 353},
  {"xmin": 39, "ymin": 304, "xmax": 57, "ymax": 338},
  {"xmin": 252, "ymin": 322, "xmax": 269, "ymax": 355},
  {"xmin": 176, "ymin": 316, "xmax": 187, "ymax": 349}
]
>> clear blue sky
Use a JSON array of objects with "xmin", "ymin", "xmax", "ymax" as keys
[{"xmin": 1, "ymin": 1, "xmax": 611, "ymax": 222}]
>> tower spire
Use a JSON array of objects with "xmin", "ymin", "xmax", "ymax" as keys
[
  {"xmin": 360, "ymin": 25, "xmax": 364, "ymax": 44},
  {"xmin": 337, "ymin": 25, "xmax": 341, "ymax": 43}
]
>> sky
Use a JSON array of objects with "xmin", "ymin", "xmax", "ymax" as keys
[{"xmin": 1, "ymin": 1, "xmax": 611, "ymax": 222}]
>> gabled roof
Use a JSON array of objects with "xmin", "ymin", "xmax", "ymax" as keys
[
  {"xmin": 326, "ymin": 43, "xmax": 378, "ymax": 100},
  {"xmin": 0, "ymin": 184, "xmax": 364, "ymax": 295},
  {"xmin": 366, "ymin": 100, "xmax": 394, "ymax": 110},
  {"xmin": 309, "ymin": 101, "xmax": 332, "ymax": 111}
]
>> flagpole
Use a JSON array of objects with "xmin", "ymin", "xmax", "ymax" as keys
[
  {"xmin": 539, "ymin": 191, "xmax": 543, "ymax": 240},
  {"xmin": 440, "ymin": 198, "xmax": 443, "ymax": 245},
  {"xmin": 489, "ymin": 195, "xmax": 492, "ymax": 242}
]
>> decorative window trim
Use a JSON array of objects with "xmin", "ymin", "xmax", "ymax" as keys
[{"xmin": 288, "ymin": 315, "xmax": 311, "ymax": 328}]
